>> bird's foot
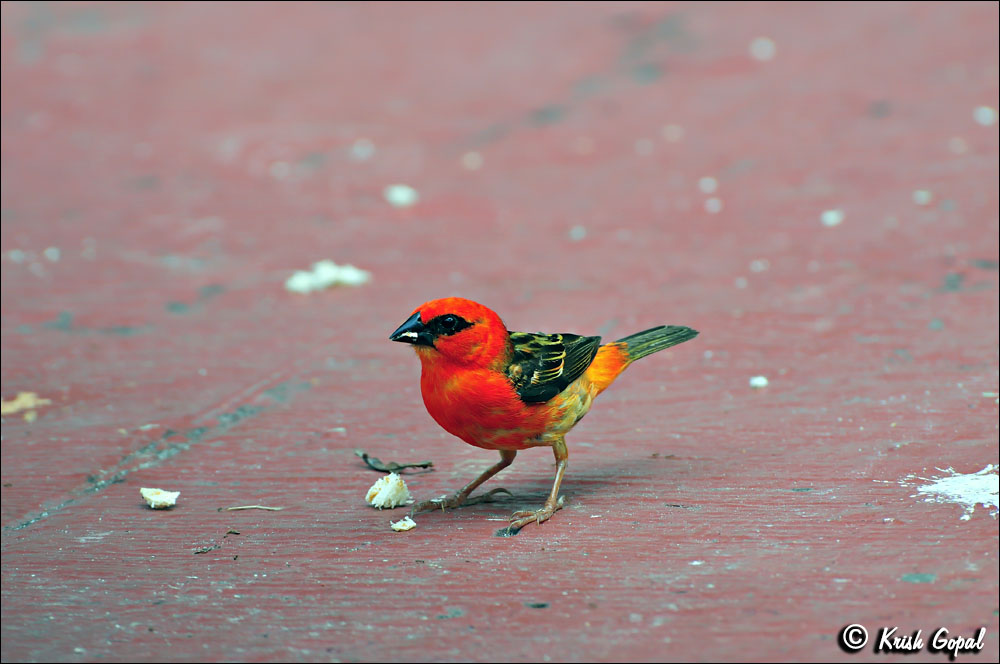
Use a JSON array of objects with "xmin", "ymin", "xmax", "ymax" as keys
[
  {"xmin": 410, "ymin": 487, "xmax": 513, "ymax": 516},
  {"xmin": 499, "ymin": 495, "xmax": 565, "ymax": 536}
]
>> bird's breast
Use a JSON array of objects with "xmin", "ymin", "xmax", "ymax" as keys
[{"xmin": 418, "ymin": 364, "xmax": 589, "ymax": 450}]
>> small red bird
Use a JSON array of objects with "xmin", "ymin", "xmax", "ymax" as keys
[{"xmin": 390, "ymin": 297, "xmax": 697, "ymax": 534}]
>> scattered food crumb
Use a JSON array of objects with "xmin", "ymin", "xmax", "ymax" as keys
[
  {"xmin": 383, "ymin": 184, "xmax": 419, "ymax": 208},
  {"xmin": 218, "ymin": 505, "xmax": 285, "ymax": 512},
  {"xmin": 285, "ymin": 260, "xmax": 371, "ymax": 293},
  {"xmin": 43, "ymin": 247, "xmax": 60, "ymax": 262},
  {"xmin": 2, "ymin": 391, "xmax": 52, "ymax": 417},
  {"xmin": 698, "ymin": 176, "xmax": 718, "ymax": 194},
  {"xmin": 568, "ymin": 225, "xmax": 587, "ymax": 241},
  {"xmin": 749, "ymin": 37, "xmax": 776, "ymax": 61},
  {"xmin": 749, "ymin": 375, "xmax": 769, "ymax": 389},
  {"xmin": 912, "ymin": 189, "xmax": 933, "ymax": 206},
  {"xmin": 704, "ymin": 197, "xmax": 723, "ymax": 214},
  {"xmin": 366, "ymin": 472, "xmax": 412, "ymax": 509},
  {"xmin": 821, "ymin": 209, "xmax": 844, "ymax": 227},
  {"xmin": 140, "ymin": 487, "xmax": 179, "ymax": 509},
  {"xmin": 391, "ymin": 516, "xmax": 417, "ymax": 531}
]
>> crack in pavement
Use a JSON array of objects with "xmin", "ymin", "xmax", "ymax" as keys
[{"xmin": 6, "ymin": 379, "xmax": 312, "ymax": 532}]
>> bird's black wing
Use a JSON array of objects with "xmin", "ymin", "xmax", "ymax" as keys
[{"xmin": 505, "ymin": 331, "xmax": 602, "ymax": 403}]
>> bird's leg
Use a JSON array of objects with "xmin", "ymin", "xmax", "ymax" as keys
[
  {"xmin": 505, "ymin": 438, "xmax": 568, "ymax": 534},
  {"xmin": 410, "ymin": 449, "xmax": 516, "ymax": 515}
]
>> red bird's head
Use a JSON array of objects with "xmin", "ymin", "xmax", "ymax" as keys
[{"xmin": 390, "ymin": 297, "xmax": 508, "ymax": 368}]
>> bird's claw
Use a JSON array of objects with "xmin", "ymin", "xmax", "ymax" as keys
[{"xmin": 500, "ymin": 496, "xmax": 565, "ymax": 536}]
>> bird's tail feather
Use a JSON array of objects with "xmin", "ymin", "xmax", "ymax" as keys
[
  {"xmin": 586, "ymin": 325, "xmax": 698, "ymax": 395},
  {"xmin": 616, "ymin": 325, "xmax": 698, "ymax": 362}
]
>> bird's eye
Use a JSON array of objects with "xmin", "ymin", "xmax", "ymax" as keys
[{"xmin": 441, "ymin": 315, "xmax": 457, "ymax": 330}]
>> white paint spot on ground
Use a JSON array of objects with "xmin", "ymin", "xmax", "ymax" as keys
[
  {"xmin": 749, "ymin": 375, "xmax": 769, "ymax": 389},
  {"xmin": 734, "ymin": 276, "xmax": 748, "ymax": 289},
  {"xmin": 9, "ymin": 249, "xmax": 26, "ymax": 263},
  {"xmin": 76, "ymin": 531, "xmax": 114, "ymax": 543},
  {"xmin": 568, "ymin": 225, "xmax": 587, "ymax": 241},
  {"xmin": 749, "ymin": 258, "xmax": 769, "ymax": 273},
  {"xmin": 749, "ymin": 37, "xmax": 776, "ymax": 61},
  {"xmin": 821, "ymin": 209, "xmax": 844, "ymax": 227},
  {"xmin": 698, "ymin": 176, "xmax": 718, "ymax": 194},
  {"xmin": 973, "ymin": 105, "xmax": 997, "ymax": 126},
  {"xmin": 27, "ymin": 111, "xmax": 49, "ymax": 130},
  {"xmin": 947, "ymin": 136, "xmax": 968, "ymax": 154},
  {"xmin": 43, "ymin": 247, "xmax": 60, "ymax": 262},
  {"xmin": 704, "ymin": 197, "xmax": 723, "ymax": 214},
  {"xmin": 904, "ymin": 465, "xmax": 998, "ymax": 520},
  {"xmin": 461, "ymin": 151, "xmax": 483, "ymax": 170},
  {"xmin": 661, "ymin": 124, "xmax": 684, "ymax": 142},
  {"xmin": 689, "ymin": 560, "xmax": 705, "ymax": 566},
  {"xmin": 573, "ymin": 136, "xmax": 595, "ymax": 154},
  {"xmin": 269, "ymin": 161, "xmax": 291, "ymax": 179},
  {"xmin": 912, "ymin": 189, "xmax": 933, "ymax": 206},
  {"xmin": 384, "ymin": 184, "xmax": 419, "ymax": 208},
  {"xmin": 217, "ymin": 136, "xmax": 241, "ymax": 162},
  {"xmin": 350, "ymin": 138, "xmax": 375, "ymax": 161}
]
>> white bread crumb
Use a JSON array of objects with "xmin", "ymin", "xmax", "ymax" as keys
[
  {"xmin": 390, "ymin": 516, "xmax": 417, "ymax": 531},
  {"xmin": 285, "ymin": 260, "xmax": 371, "ymax": 293},
  {"xmin": 365, "ymin": 472, "xmax": 411, "ymax": 509},
  {"xmin": 140, "ymin": 487, "xmax": 179, "ymax": 509}
]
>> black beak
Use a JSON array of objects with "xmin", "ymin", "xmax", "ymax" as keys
[{"xmin": 390, "ymin": 311, "xmax": 435, "ymax": 347}]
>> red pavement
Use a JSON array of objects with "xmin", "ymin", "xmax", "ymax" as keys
[{"xmin": 2, "ymin": 2, "xmax": 998, "ymax": 662}]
